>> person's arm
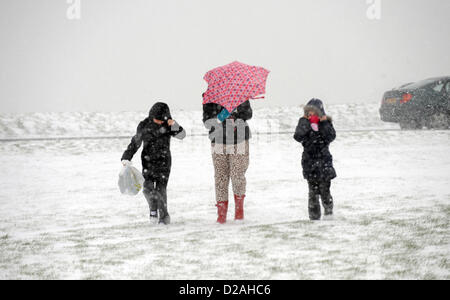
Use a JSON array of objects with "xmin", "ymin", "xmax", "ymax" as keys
[
  {"xmin": 231, "ymin": 101, "xmax": 252, "ymax": 121},
  {"xmin": 202, "ymin": 103, "xmax": 223, "ymax": 142},
  {"xmin": 168, "ymin": 120, "xmax": 186, "ymax": 140},
  {"xmin": 121, "ymin": 120, "xmax": 146, "ymax": 162},
  {"xmin": 294, "ymin": 117, "xmax": 324, "ymax": 151},
  {"xmin": 293, "ymin": 117, "xmax": 312, "ymax": 143},
  {"xmin": 319, "ymin": 116, "xmax": 336, "ymax": 144},
  {"xmin": 202, "ymin": 103, "xmax": 220, "ymax": 125}
]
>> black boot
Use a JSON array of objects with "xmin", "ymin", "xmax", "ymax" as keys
[
  {"xmin": 323, "ymin": 197, "xmax": 334, "ymax": 216},
  {"xmin": 320, "ymin": 181, "xmax": 333, "ymax": 217},
  {"xmin": 156, "ymin": 192, "xmax": 170, "ymax": 225},
  {"xmin": 308, "ymin": 181, "xmax": 321, "ymax": 220},
  {"xmin": 159, "ymin": 212, "xmax": 171, "ymax": 225},
  {"xmin": 144, "ymin": 188, "xmax": 160, "ymax": 224},
  {"xmin": 150, "ymin": 210, "xmax": 158, "ymax": 223},
  {"xmin": 309, "ymin": 194, "xmax": 321, "ymax": 220}
]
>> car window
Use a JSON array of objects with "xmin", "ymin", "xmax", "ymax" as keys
[
  {"xmin": 405, "ymin": 79, "xmax": 440, "ymax": 89},
  {"xmin": 446, "ymin": 82, "xmax": 450, "ymax": 94},
  {"xmin": 432, "ymin": 82, "xmax": 444, "ymax": 93}
]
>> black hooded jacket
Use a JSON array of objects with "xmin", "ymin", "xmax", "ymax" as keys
[
  {"xmin": 293, "ymin": 99, "xmax": 337, "ymax": 182},
  {"xmin": 121, "ymin": 102, "xmax": 186, "ymax": 179},
  {"xmin": 202, "ymin": 101, "xmax": 252, "ymax": 145}
]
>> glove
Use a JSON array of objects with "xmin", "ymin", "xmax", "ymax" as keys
[
  {"xmin": 121, "ymin": 160, "xmax": 132, "ymax": 166},
  {"xmin": 217, "ymin": 109, "xmax": 231, "ymax": 123},
  {"xmin": 309, "ymin": 115, "xmax": 320, "ymax": 132}
]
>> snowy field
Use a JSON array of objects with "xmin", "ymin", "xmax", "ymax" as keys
[{"xmin": 0, "ymin": 103, "xmax": 449, "ymax": 279}]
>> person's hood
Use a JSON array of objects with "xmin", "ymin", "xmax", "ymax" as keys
[
  {"xmin": 304, "ymin": 98, "xmax": 326, "ymax": 117},
  {"xmin": 149, "ymin": 102, "xmax": 172, "ymax": 121}
]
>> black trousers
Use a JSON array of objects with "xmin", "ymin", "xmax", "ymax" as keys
[
  {"xmin": 308, "ymin": 180, "xmax": 333, "ymax": 220},
  {"xmin": 143, "ymin": 176, "xmax": 169, "ymax": 219}
]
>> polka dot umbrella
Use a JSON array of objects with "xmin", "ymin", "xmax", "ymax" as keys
[{"xmin": 202, "ymin": 61, "xmax": 270, "ymax": 114}]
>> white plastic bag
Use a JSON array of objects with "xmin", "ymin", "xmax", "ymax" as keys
[{"xmin": 118, "ymin": 161, "xmax": 145, "ymax": 196}]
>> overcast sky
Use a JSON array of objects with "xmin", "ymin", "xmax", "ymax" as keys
[{"xmin": 0, "ymin": 0, "xmax": 449, "ymax": 113}]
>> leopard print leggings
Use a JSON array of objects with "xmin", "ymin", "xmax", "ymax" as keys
[{"xmin": 211, "ymin": 141, "xmax": 249, "ymax": 203}]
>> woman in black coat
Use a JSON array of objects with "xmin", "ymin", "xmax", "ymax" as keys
[
  {"xmin": 294, "ymin": 99, "xmax": 336, "ymax": 220},
  {"xmin": 121, "ymin": 102, "xmax": 186, "ymax": 224}
]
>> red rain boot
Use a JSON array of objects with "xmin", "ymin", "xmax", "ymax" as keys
[
  {"xmin": 216, "ymin": 201, "xmax": 228, "ymax": 224},
  {"xmin": 234, "ymin": 194, "xmax": 245, "ymax": 220}
]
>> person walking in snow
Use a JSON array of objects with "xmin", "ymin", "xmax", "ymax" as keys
[
  {"xmin": 294, "ymin": 99, "xmax": 336, "ymax": 220},
  {"xmin": 203, "ymin": 100, "xmax": 252, "ymax": 224},
  {"xmin": 121, "ymin": 102, "xmax": 186, "ymax": 225}
]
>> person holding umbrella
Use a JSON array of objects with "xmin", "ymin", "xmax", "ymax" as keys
[
  {"xmin": 202, "ymin": 61, "xmax": 270, "ymax": 224},
  {"xmin": 121, "ymin": 102, "xmax": 186, "ymax": 225}
]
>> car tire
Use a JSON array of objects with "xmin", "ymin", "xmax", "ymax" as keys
[
  {"xmin": 399, "ymin": 120, "xmax": 422, "ymax": 130},
  {"xmin": 427, "ymin": 113, "xmax": 449, "ymax": 129}
]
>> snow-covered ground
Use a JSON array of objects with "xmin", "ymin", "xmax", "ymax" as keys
[{"xmin": 0, "ymin": 103, "xmax": 449, "ymax": 279}]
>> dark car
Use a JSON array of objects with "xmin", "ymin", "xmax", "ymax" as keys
[{"xmin": 380, "ymin": 77, "xmax": 450, "ymax": 129}]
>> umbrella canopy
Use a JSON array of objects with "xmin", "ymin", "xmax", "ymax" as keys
[{"xmin": 202, "ymin": 61, "xmax": 270, "ymax": 113}]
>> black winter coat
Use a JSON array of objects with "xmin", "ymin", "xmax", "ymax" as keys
[
  {"xmin": 202, "ymin": 101, "xmax": 252, "ymax": 145},
  {"xmin": 121, "ymin": 103, "xmax": 186, "ymax": 180},
  {"xmin": 293, "ymin": 117, "xmax": 337, "ymax": 182}
]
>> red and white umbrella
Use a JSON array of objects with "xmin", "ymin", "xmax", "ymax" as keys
[{"xmin": 202, "ymin": 61, "xmax": 270, "ymax": 113}]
